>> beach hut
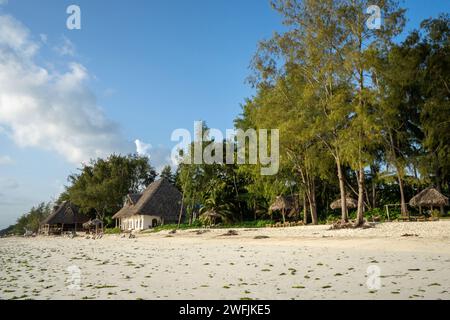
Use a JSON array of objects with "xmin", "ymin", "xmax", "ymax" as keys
[
  {"xmin": 409, "ymin": 187, "xmax": 449, "ymax": 215},
  {"xmin": 330, "ymin": 197, "xmax": 358, "ymax": 210},
  {"xmin": 269, "ymin": 195, "xmax": 299, "ymax": 223},
  {"xmin": 112, "ymin": 179, "xmax": 183, "ymax": 231},
  {"xmin": 39, "ymin": 202, "xmax": 90, "ymax": 235}
]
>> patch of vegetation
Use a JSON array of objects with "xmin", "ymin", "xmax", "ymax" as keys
[{"xmin": 104, "ymin": 227, "xmax": 121, "ymax": 235}]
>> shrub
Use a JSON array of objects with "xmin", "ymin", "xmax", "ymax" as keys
[
  {"xmin": 431, "ymin": 210, "xmax": 441, "ymax": 218},
  {"xmin": 104, "ymin": 227, "xmax": 121, "ymax": 234}
]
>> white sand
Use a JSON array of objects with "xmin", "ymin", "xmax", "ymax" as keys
[{"xmin": 1, "ymin": 221, "xmax": 449, "ymax": 300}]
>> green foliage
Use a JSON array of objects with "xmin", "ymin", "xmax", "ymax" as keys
[
  {"xmin": 150, "ymin": 220, "xmax": 274, "ymax": 232},
  {"xmin": 150, "ymin": 222, "xmax": 202, "ymax": 233},
  {"xmin": 9, "ymin": 4, "xmax": 448, "ymax": 230},
  {"xmin": 64, "ymin": 154, "xmax": 157, "ymax": 221},
  {"xmin": 160, "ymin": 165, "xmax": 176, "ymax": 185},
  {"xmin": 431, "ymin": 210, "xmax": 441, "ymax": 218},
  {"xmin": 11, "ymin": 202, "xmax": 51, "ymax": 235},
  {"xmin": 104, "ymin": 227, "xmax": 121, "ymax": 234}
]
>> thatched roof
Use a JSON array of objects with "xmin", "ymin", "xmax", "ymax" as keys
[
  {"xmin": 409, "ymin": 188, "xmax": 449, "ymax": 207},
  {"xmin": 41, "ymin": 202, "xmax": 89, "ymax": 226},
  {"xmin": 269, "ymin": 195, "xmax": 299, "ymax": 212},
  {"xmin": 83, "ymin": 219, "xmax": 103, "ymax": 229},
  {"xmin": 129, "ymin": 193, "xmax": 142, "ymax": 205},
  {"xmin": 112, "ymin": 179, "xmax": 183, "ymax": 221},
  {"xmin": 330, "ymin": 197, "xmax": 358, "ymax": 210},
  {"xmin": 200, "ymin": 210, "xmax": 222, "ymax": 219}
]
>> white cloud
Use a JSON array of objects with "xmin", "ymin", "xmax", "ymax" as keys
[
  {"xmin": 0, "ymin": 14, "xmax": 132, "ymax": 164},
  {"xmin": 0, "ymin": 155, "xmax": 13, "ymax": 165},
  {"xmin": 135, "ymin": 139, "xmax": 151, "ymax": 156},
  {"xmin": 54, "ymin": 35, "xmax": 75, "ymax": 56},
  {"xmin": 135, "ymin": 139, "xmax": 172, "ymax": 172}
]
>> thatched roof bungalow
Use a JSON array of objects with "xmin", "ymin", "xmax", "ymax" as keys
[
  {"xmin": 113, "ymin": 179, "xmax": 183, "ymax": 231},
  {"xmin": 330, "ymin": 197, "xmax": 358, "ymax": 210},
  {"xmin": 39, "ymin": 202, "xmax": 89, "ymax": 235},
  {"xmin": 409, "ymin": 188, "xmax": 448, "ymax": 213}
]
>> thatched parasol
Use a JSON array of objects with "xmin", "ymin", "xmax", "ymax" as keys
[
  {"xmin": 330, "ymin": 197, "xmax": 358, "ymax": 210},
  {"xmin": 269, "ymin": 195, "xmax": 298, "ymax": 212},
  {"xmin": 269, "ymin": 195, "xmax": 299, "ymax": 223},
  {"xmin": 201, "ymin": 211, "xmax": 222, "ymax": 219},
  {"xmin": 409, "ymin": 188, "xmax": 448, "ymax": 210},
  {"xmin": 83, "ymin": 219, "xmax": 103, "ymax": 229},
  {"xmin": 199, "ymin": 210, "xmax": 222, "ymax": 226}
]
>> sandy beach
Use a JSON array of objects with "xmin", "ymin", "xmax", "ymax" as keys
[{"xmin": 1, "ymin": 221, "xmax": 449, "ymax": 300}]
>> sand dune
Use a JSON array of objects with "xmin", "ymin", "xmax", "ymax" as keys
[{"xmin": 0, "ymin": 221, "xmax": 449, "ymax": 300}]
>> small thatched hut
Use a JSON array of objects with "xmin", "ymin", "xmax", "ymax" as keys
[
  {"xmin": 269, "ymin": 195, "xmax": 299, "ymax": 222},
  {"xmin": 330, "ymin": 197, "xmax": 358, "ymax": 210},
  {"xmin": 39, "ymin": 202, "xmax": 89, "ymax": 235},
  {"xmin": 112, "ymin": 179, "xmax": 183, "ymax": 231},
  {"xmin": 409, "ymin": 187, "xmax": 449, "ymax": 214}
]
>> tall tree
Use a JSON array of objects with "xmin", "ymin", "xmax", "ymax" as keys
[
  {"xmin": 65, "ymin": 154, "xmax": 157, "ymax": 222},
  {"xmin": 337, "ymin": 0, "xmax": 405, "ymax": 225},
  {"xmin": 160, "ymin": 165, "xmax": 176, "ymax": 185}
]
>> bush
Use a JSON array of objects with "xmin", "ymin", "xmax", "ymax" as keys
[
  {"xmin": 104, "ymin": 227, "xmax": 121, "ymax": 234},
  {"xmin": 431, "ymin": 210, "xmax": 441, "ymax": 218},
  {"xmin": 219, "ymin": 220, "xmax": 273, "ymax": 229}
]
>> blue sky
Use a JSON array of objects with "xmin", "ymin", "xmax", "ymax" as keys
[{"xmin": 0, "ymin": 0, "xmax": 449, "ymax": 229}]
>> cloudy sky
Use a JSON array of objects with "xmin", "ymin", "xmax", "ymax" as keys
[{"xmin": 0, "ymin": 0, "xmax": 449, "ymax": 229}]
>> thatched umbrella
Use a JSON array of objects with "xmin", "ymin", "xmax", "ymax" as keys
[
  {"xmin": 83, "ymin": 219, "xmax": 104, "ymax": 234},
  {"xmin": 330, "ymin": 197, "xmax": 358, "ymax": 210},
  {"xmin": 269, "ymin": 195, "xmax": 299, "ymax": 223},
  {"xmin": 199, "ymin": 210, "xmax": 222, "ymax": 226},
  {"xmin": 409, "ymin": 187, "xmax": 449, "ymax": 215}
]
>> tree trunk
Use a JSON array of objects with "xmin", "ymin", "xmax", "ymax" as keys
[
  {"xmin": 336, "ymin": 157, "xmax": 348, "ymax": 222},
  {"xmin": 355, "ymin": 167, "xmax": 365, "ymax": 227},
  {"xmin": 309, "ymin": 179, "xmax": 318, "ymax": 225},
  {"xmin": 435, "ymin": 171, "xmax": 445, "ymax": 216},
  {"xmin": 303, "ymin": 193, "xmax": 309, "ymax": 225},
  {"xmin": 370, "ymin": 165, "xmax": 377, "ymax": 208},
  {"xmin": 177, "ymin": 193, "xmax": 184, "ymax": 229},
  {"xmin": 298, "ymin": 168, "xmax": 317, "ymax": 225},
  {"xmin": 397, "ymin": 174, "xmax": 408, "ymax": 217},
  {"xmin": 232, "ymin": 172, "xmax": 244, "ymax": 222},
  {"xmin": 389, "ymin": 131, "xmax": 408, "ymax": 217}
]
